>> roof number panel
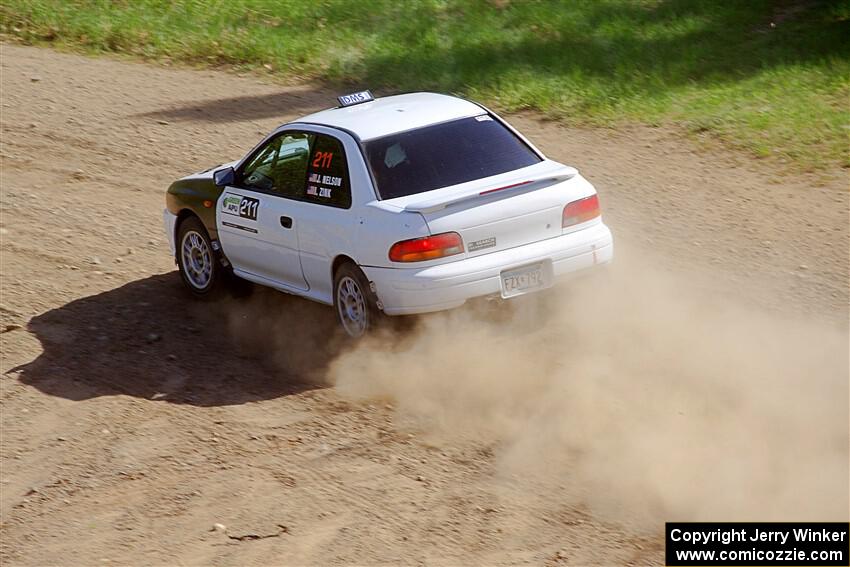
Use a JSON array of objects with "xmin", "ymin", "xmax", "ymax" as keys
[{"xmin": 337, "ymin": 91, "xmax": 374, "ymax": 108}]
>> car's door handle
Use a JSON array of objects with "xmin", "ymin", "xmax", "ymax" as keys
[{"xmin": 280, "ymin": 216, "xmax": 293, "ymax": 229}]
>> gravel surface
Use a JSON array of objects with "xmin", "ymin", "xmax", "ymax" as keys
[{"xmin": 1, "ymin": 44, "xmax": 847, "ymax": 566}]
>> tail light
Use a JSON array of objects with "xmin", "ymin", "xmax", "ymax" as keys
[
  {"xmin": 562, "ymin": 194, "xmax": 600, "ymax": 228},
  {"xmin": 389, "ymin": 232, "xmax": 464, "ymax": 262}
]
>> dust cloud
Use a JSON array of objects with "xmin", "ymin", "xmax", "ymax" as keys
[
  {"xmin": 329, "ymin": 245, "xmax": 849, "ymax": 527},
  {"xmin": 214, "ymin": 286, "xmax": 346, "ymax": 384}
]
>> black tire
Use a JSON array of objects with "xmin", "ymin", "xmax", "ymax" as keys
[
  {"xmin": 333, "ymin": 262, "xmax": 383, "ymax": 338},
  {"xmin": 176, "ymin": 215, "xmax": 225, "ymax": 297}
]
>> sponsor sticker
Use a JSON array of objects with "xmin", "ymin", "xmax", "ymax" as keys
[{"xmin": 222, "ymin": 194, "xmax": 241, "ymax": 216}]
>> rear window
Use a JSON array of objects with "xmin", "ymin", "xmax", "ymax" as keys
[{"xmin": 364, "ymin": 115, "xmax": 542, "ymax": 199}]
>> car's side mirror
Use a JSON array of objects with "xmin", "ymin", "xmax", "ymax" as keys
[{"xmin": 213, "ymin": 166, "xmax": 235, "ymax": 187}]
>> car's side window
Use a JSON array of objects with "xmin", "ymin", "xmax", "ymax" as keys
[
  {"xmin": 302, "ymin": 134, "xmax": 351, "ymax": 209},
  {"xmin": 239, "ymin": 132, "xmax": 314, "ymax": 197}
]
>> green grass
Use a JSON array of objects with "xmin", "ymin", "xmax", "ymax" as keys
[{"xmin": 2, "ymin": 0, "xmax": 848, "ymax": 169}]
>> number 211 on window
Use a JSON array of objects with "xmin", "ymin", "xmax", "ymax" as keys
[{"xmin": 312, "ymin": 151, "xmax": 333, "ymax": 168}]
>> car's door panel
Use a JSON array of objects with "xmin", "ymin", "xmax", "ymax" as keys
[
  {"xmin": 284, "ymin": 199, "xmax": 357, "ymax": 302},
  {"xmin": 216, "ymin": 132, "xmax": 313, "ymax": 291},
  {"xmin": 216, "ymin": 188, "xmax": 308, "ymax": 290},
  {"xmin": 290, "ymin": 131, "xmax": 356, "ymax": 298}
]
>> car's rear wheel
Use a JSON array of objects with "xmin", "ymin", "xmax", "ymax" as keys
[
  {"xmin": 333, "ymin": 262, "xmax": 381, "ymax": 338},
  {"xmin": 176, "ymin": 216, "xmax": 223, "ymax": 297}
]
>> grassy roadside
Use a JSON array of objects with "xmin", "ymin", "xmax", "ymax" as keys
[{"xmin": 2, "ymin": 0, "xmax": 848, "ymax": 170}]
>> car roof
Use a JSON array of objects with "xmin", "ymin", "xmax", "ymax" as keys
[{"xmin": 294, "ymin": 92, "xmax": 485, "ymax": 142}]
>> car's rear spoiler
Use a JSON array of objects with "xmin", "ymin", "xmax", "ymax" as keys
[{"xmin": 402, "ymin": 169, "xmax": 577, "ymax": 214}]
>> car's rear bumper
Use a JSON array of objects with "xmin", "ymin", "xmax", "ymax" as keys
[{"xmin": 362, "ymin": 221, "xmax": 613, "ymax": 316}]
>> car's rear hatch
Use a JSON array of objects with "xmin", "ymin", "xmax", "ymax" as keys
[{"xmin": 384, "ymin": 161, "xmax": 594, "ymax": 259}]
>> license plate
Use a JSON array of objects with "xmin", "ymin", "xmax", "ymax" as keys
[{"xmin": 500, "ymin": 263, "xmax": 546, "ymax": 298}]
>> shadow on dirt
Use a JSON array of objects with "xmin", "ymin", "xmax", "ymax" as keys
[
  {"xmin": 136, "ymin": 87, "xmax": 333, "ymax": 124},
  {"xmin": 10, "ymin": 272, "xmax": 353, "ymax": 406}
]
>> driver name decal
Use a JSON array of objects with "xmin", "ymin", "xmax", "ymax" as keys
[{"xmin": 308, "ymin": 172, "xmax": 342, "ymax": 187}]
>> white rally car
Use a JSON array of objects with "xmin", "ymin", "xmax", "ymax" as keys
[{"xmin": 164, "ymin": 91, "xmax": 613, "ymax": 337}]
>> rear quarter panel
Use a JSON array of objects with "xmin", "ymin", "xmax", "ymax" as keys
[{"xmin": 353, "ymin": 203, "xmax": 432, "ymax": 268}]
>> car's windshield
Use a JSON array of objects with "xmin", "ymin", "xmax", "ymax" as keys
[{"xmin": 364, "ymin": 115, "xmax": 542, "ymax": 200}]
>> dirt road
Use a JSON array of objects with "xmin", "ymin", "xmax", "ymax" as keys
[{"xmin": 1, "ymin": 44, "xmax": 847, "ymax": 566}]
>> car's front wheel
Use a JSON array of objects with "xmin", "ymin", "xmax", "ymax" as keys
[
  {"xmin": 176, "ymin": 216, "xmax": 223, "ymax": 297},
  {"xmin": 333, "ymin": 262, "xmax": 381, "ymax": 338}
]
